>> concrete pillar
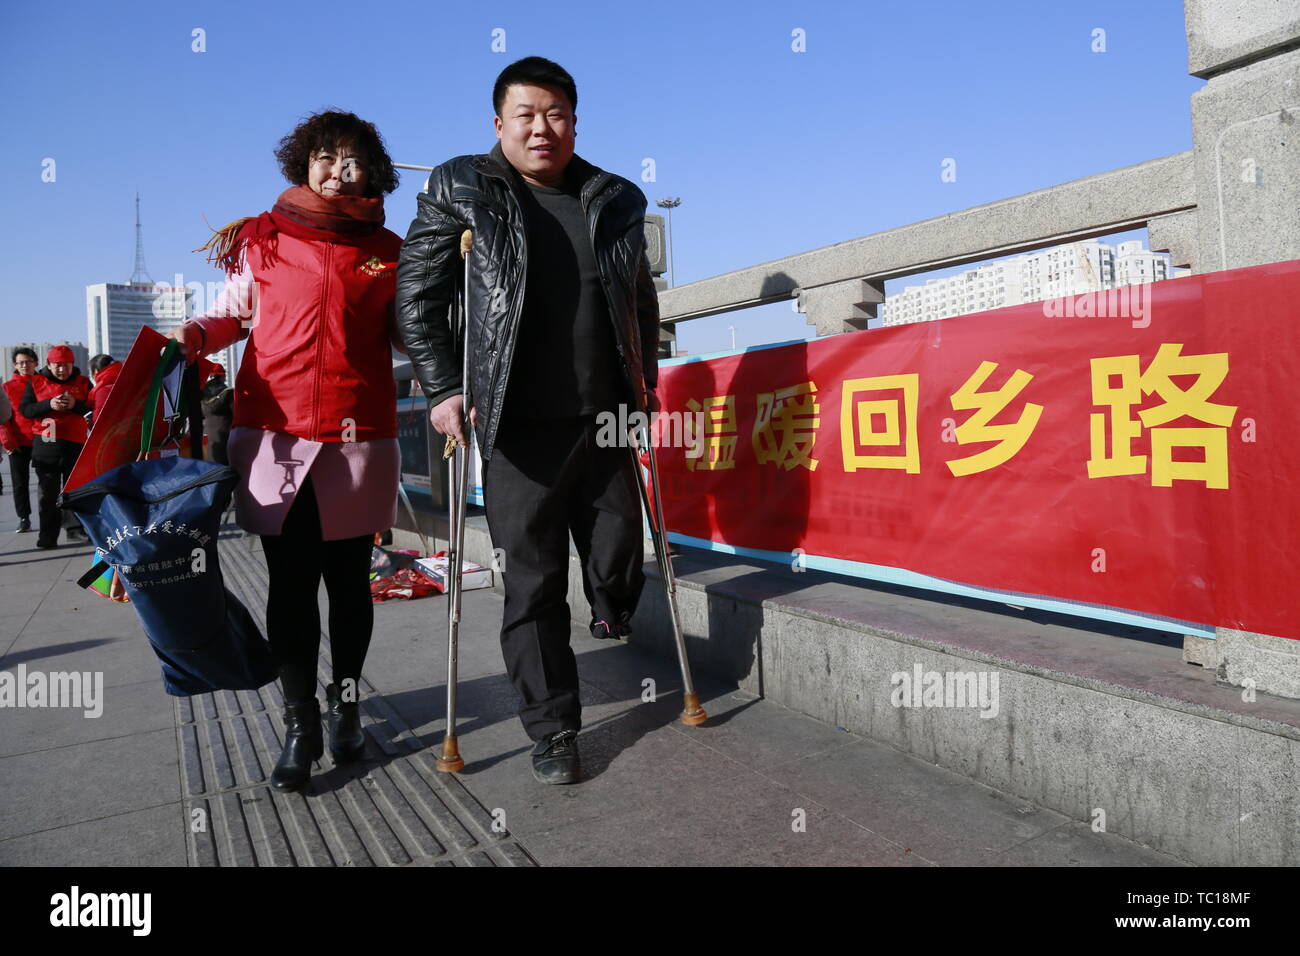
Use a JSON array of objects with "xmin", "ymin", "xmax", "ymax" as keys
[
  {"xmin": 1147, "ymin": 209, "xmax": 1198, "ymax": 271},
  {"xmin": 1183, "ymin": 0, "xmax": 1300, "ymax": 697},
  {"xmin": 796, "ymin": 278, "xmax": 885, "ymax": 335},
  {"xmin": 1186, "ymin": 0, "xmax": 1300, "ymax": 271}
]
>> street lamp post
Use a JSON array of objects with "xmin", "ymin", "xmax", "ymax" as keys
[{"xmin": 656, "ymin": 197, "xmax": 681, "ymax": 287}]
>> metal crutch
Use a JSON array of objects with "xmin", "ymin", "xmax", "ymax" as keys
[
  {"xmin": 628, "ymin": 424, "xmax": 707, "ymax": 726},
  {"xmin": 436, "ymin": 229, "xmax": 474, "ymax": 773}
]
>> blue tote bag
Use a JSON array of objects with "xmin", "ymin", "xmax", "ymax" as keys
[{"xmin": 61, "ymin": 342, "xmax": 277, "ymax": 696}]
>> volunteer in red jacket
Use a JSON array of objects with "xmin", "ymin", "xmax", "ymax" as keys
[
  {"xmin": 169, "ymin": 110, "xmax": 403, "ymax": 792},
  {"xmin": 20, "ymin": 346, "xmax": 92, "ymax": 548},
  {"xmin": 0, "ymin": 380, "xmax": 8, "ymax": 496},
  {"xmin": 87, "ymin": 353, "xmax": 123, "ymax": 426},
  {"xmin": 1, "ymin": 348, "xmax": 39, "ymax": 532}
]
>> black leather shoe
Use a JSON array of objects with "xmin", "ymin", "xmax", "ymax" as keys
[
  {"xmin": 531, "ymin": 729, "xmax": 581, "ymax": 785},
  {"xmin": 589, "ymin": 620, "xmax": 630, "ymax": 640},
  {"xmin": 590, "ymin": 614, "xmax": 632, "ymax": 640},
  {"xmin": 324, "ymin": 683, "xmax": 365, "ymax": 764},
  {"xmin": 271, "ymin": 698, "xmax": 323, "ymax": 792},
  {"xmin": 15, "ymin": 518, "xmax": 30, "ymax": 533}
]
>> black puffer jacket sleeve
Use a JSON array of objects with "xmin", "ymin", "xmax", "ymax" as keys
[
  {"xmin": 20, "ymin": 379, "xmax": 50, "ymax": 420},
  {"xmin": 635, "ymin": 248, "xmax": 660, "ymax": 391},
  {"xmin": 396, "ymin": 162, "xmax": 467, "ymax": 408}
]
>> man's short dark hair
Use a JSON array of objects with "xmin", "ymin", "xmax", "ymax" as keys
[
  {"xmin": 493, "ymin": 57, "xmax": 578, "ymax": 116},
  {"xmin": 90, "ymin": 354, "xmax": 114, "ymax": 374},
  {"xmin": 13, "ymin": 347, "xmax": 37, "ymax": 363}
]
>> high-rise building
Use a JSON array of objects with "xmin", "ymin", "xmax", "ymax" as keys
[
  {"xmin": 880, "ymin": 239, "xmax": 1175, "ymax": 327},
  {"xmin": 1114, "ymin": 239, "xmax": 1170, "ymax": 286},
  {"xmin": 86, "ymin": 281, "xmax": 191, "ymax": 359},
  {"xmin": 84, "ymin": 196, "xmax": 238, "ymax": 377}
]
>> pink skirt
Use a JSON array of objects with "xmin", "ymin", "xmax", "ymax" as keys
[{"xmin": 226, "ymin": 426, "xmax": 399, "ymax": 540}]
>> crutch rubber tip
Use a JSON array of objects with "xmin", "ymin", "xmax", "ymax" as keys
[
  {"xmin": 680, "ymin": 692, "xmax": 707, "ymax": 726},
  {"xmin": 436, "ymin": 736, "xmax": 465, "ymax": 773}
]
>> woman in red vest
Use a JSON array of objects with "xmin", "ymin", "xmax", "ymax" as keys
[
  {"xmin": 170, "ymin": 111, "xmax": 403, "ymax": 792},
  {"xmin": 87, "ymin": 354, "xmax": 124, "ymax": 426},
  {"xmin": 20, "ymin": 346, "xmax": 92, "ymax": 548},
  {"xmin": 1, "ymin": 347, "xmax": 40, "ymax": 532}
]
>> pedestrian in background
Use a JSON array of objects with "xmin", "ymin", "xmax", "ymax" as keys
[
  {"xmin": 20, "ymin": 345, "xmax": 91, "ymax": 548},
  {"xmin": 0, "ymin": 376, "xmax": 10, "ymax": 496},
  {"xmin": 200, "ymin": 365, "xmax": 233, "ymax": 465},
  {"xmin": 1, "ymin": 348, "xmax": 38, "ymax": 533},
  {"xmin": 88, "ymin": 353, "xmax": 122, "ymax": 427}
]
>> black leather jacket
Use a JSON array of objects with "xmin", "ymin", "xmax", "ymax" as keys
[{"xmin": 396, "ymin": 142, "xmax": 660, "ymax": 460}]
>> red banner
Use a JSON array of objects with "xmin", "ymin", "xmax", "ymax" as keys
[{"xmin": 653, "ymin": 259, "xmax": 1300, "ymax": 639}]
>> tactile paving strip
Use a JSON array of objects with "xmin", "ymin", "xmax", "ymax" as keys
[{"xmin": 173, "ymin": 525, "xmax": 535, "ymax": 867}]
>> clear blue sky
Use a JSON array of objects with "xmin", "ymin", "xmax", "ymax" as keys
[{"xmin": 0, "ymin": 0, "xmax": 1201, "ymax": 356}]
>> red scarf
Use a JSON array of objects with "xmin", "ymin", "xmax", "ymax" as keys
[{"xmin": 199, "ymin": 185, "xmax": 386, "ymax": 274}]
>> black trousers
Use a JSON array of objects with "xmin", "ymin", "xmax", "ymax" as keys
[
  {"xmin": 8, "ymin": 445, "xmax": 32, "ymax": 520},
  {"xmin": 260, "ymin": 475, "xmax": 375, "ymax": 703},
  {"xmin": 32, "ymin": 441, "xmax": 81, "ymax": 546},
  {"xmin": 483, "ymin": 416, "xmax": 645, "ymax": 740}
]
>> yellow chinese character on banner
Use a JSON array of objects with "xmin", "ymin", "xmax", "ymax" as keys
[
  {"xmin": 946, "ymin": 362, "xmax": 1043, "ymax": 477},
  {"xmin": 840, "ymin": 374, "xmax": 920, "ymax": 473},
  {"xmin": 685, "ymin": 395, "xmax": 738, "ymax": 470},
  {"xmin": 1087, "ymin": 343, "xmax": 1237, "ymax": 488},
  {"xmin": 753, "ymin": 381, "xmax": 821, "ymax": 471}
]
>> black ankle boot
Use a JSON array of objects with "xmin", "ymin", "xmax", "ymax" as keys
[
  {"xmin": 271, "ymin": 698, "xmax": 323, "ymax": 792},
  {"xmin": 324, "ymin": 683, "xmax": 365, "ymax": 764}
]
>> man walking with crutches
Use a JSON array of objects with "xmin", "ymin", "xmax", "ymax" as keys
[{"xmin": 397, "ymin": 56, "xmax": 661, "ymax": 784}]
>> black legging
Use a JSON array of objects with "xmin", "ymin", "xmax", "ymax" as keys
[{"xmin": 260, "ymin": 475, "xmax": 374, "ymax": 703}]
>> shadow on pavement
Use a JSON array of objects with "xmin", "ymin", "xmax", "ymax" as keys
[{"xmin": 0, "ymin": 638, "xmax": 120, "ymax": 667}]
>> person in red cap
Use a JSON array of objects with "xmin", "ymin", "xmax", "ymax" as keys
[
  {"xmin": 20, "ymin": 345, "xmax": 92, "ymax": 548},
  {"xmin": 1, "ymin": 348, "xmax": 40, "ymax": 532}
]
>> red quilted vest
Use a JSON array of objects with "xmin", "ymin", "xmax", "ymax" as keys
[
  {"xmin": 233, "ymin": 228, "xmax": 401, "ymax": 442},
  {"xmin": 89, "ymin": 360, "xmax": 123, "ymax": 425},
  {"xmin": 2, "ymin": 373, "xmax": 39, "ymax": 446},
  {"xmin": 29, "ymin": 371, "xmax": 91, "ymax": 444}
]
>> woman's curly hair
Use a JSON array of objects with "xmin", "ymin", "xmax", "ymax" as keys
[{"xmin": 273, "ymin": 109, "xmax": 399, "ymax": 196}]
